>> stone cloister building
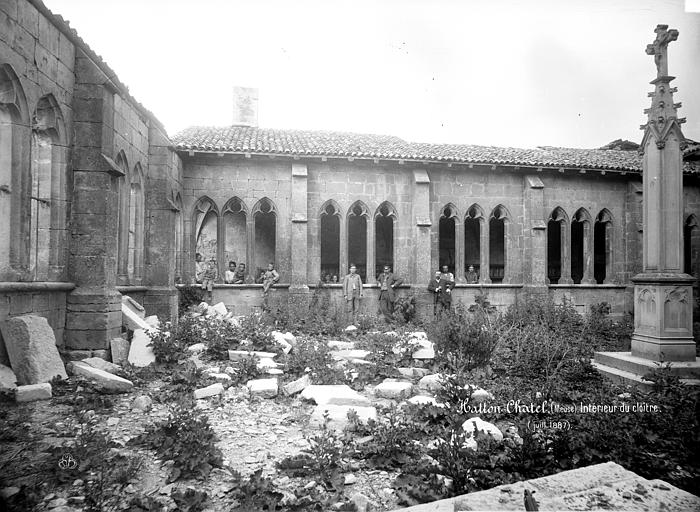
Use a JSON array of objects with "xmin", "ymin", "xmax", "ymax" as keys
[{"xmin": 0, "ymin": 0, "xmax": 698, "ymax": 359}]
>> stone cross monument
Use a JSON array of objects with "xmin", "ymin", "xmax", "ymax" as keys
[{"xmin": 631, "ymin": 24, "xmax": 695, "ymax": 361}]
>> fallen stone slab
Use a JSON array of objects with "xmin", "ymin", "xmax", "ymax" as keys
[
  {"xmin": 69, "ymin": 361, "xmax": 134, "ymax": 394},
  {"xmin": 398, "ymin": 367, "xmax": 431, "ymax": 379},
  {"xmin": 310, "ymin": 404, "xmax": 377, "ymax": 430},
  {"xmin": 122, "ymin": 296, "xmax": 146, "ymax": 318},
  {"xmin": 330, "ymin": 349, "xmax": 371, "ymax": 361},
  {"xmin": 0, "ymin": 315, "xmax": 67, "ymax": 385},
  {"xmin": 412, "ymin": 347, "xmax": 435, "ymax": 360},
  {"xmin": 327, "ymin": 340, "xmax": 355, "ymax": 350},
  {"xmin": 187, "ymin": 343, "xmax": 206, "ymax": 353},
  {"xmin": 418, "ymin": 374, "xmax": 444, "ymax": 392},
  {"xmin": 128, "ymin": 329, "xmax": 156, "ymax": 367},
  {"xmin": 194, "ymin": 383, "xmax": 225, "ymax": 399},
  {"xmin": 271, "ymin": 331, "xmax": 293, "ymax": 354},
  {"xmin": 16, "ymin": 382, "xmax": 52, "ymax": 402},
  {"xmin": 209, "ymin": 372, "xmax": 232, "ymax": 382},
  {"xmin": 247, "ymin": 378, "xmax": 278, "ymax": 398},
  {"xmin": 266, "ymin": 368, "xmax": 284, "ymax": 375},
  {"xmin": 0, "ymin": 364, "xmax": 17, "ymax": 390},
  {"xmin": 144, "ymin": 315, "xmax": 160, "ymax": 328},
  {"xmin": 374, "ymin": 380, "xmax": 414, "ymax": 399},
  {"xmin": 406, "ymin": 395, "xmax": 446, "ymax": 408},
  {"xmin": 257, "ymin": 358, "xmax": 281, "ymax": 370},
  {"xmin": 301, "ymin": 384, "xmax": 370, "ymax": 406},
  {"xmin": 229, "ymin": 350, "xmax": 277, "ymax": 361},
  {"xmin": 462, "ymin": 417, "xmax": 503, "ymax": 442},
  {"xmin": 344, "ymin": 325, "xmax": 358, "ymax": 333},
  {"xmin": 408, "ymin": 331, "xmax": 428, "ymax": 340},
  {"xmin": 122, "ymin": 303, "xmax": 152, "ymax": 332},
  {"xmin": 110, "ymin": 337, "xmax": 130, "ymax": 365},
  {"xmin": 210, "ymin": 302, "xmax": 228, "ymax": 316},
  {"xmin": 82, "ymin": 357, "xmax": 121, "ymax": 375},
  {"xmin": 282, "ymin": 374, "xmax": 311, "ymax": 395}
]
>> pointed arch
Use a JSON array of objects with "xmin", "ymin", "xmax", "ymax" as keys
[
  {"xmin": 595, "ymin": 208, "xmax": 614, "ymax": 284},
  {"xmin": 438, "ymin": 203, "xmax": 458, "ymax": 273},
  {"xmin": 192, "ymin": 196, "xmax": 219, "ymax": 274},
  {"xmin": 547, "ymin": 207, "xmax": 569, "ymax": 284},
  {"xmin": 464, "ymin": 204, "xmax": 484, "ymax": 280},
  {"xmin": 347, "ymin": 200, "xmax": 369, "ymax": 281},
  {"xmin": 174, "ymin": 192, "xmax": 184, "ymax": 282},
  {"xmin": 127, "ymin": 163, "xmax": 145, "ymax": 281},
  {"xmin": 684, "ymin": 214, "xmax": 698, "ymax": 276},
  {"xmin": 115, "ymin": 151, "xmax": 130, "ymax": 281},
  {"xmin": 223, "ymin": 196, "xmax": 248, "ymax": 272},
  {"xmin": 571, "ymin": 208, "xmax": 592, "ymax": 284},
  {"xmin": 252, "ymin": 197, "xmax": 277, "ymax": 275},
  {"xmin": 0, "ymin": 64, "xmax": 30, "ymax": 277},
  {"xmin": 489, "ymin": 205, "xmax": 510, "ymax": 283},
  {"xmin": 375, "ymin": 201, "xmax": 396, "ymax": 273},
  {"xmin": 320, "ymin": 200, "xmax": 342, "ymax": 280}
]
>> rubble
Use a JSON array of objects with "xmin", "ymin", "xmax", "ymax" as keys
[
  {"xmin": 194, "ymin": 383, "xmax": 225, "ymax": 399},
  {"xmin": 128, "ymin": 329, "xmax": 156, "ymax": 367},
  {"xmin": 16, "ymin": 382, "xmax": 52, "ymax": 402},
  {"xmin": 68, "ymin": 361, "xmax": 134, "ymax": 394},
  {"xmin": 247, "ymin": 378, "xmax": 278, "ymax": 398}
]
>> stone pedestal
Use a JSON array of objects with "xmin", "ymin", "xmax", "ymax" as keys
[{"xmin": 630, "ymin": 274, "xmax": 696, "ymax": 361}]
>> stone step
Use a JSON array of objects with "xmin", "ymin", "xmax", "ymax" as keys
[
  {"xmin": 594, "ymin": 351, "xmax": 700, "ymax": 379},
  {"xmin": 591, "ymin": 361, "xmax": 656, "ymax": 392}
]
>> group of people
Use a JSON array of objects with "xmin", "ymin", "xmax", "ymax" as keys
[
  {"xmin": 342, "ymin": 263, "xmax": 403, "ymax": 324},
  {"xmin": 194, "ymin": 253, "xmax": 279, "ymax": 304}
]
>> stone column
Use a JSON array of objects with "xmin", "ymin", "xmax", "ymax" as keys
[
  {"xmin": 480, "ymin": 219, "xmax": 491, "ymax": 284},
  {"xmin": 559, "ymin": 219, "xmax": 573, "ymax": 284},
  {"xmin": 65, "ymin": 51, "xmax": 122, "ymax": 353},
  {"xmin": 582, "ymin": 220, "xmax": 595, "ymax": 284},
  {"xmin": 455, "ymin": 218, "xmax": 465, "ymax": 282},
  {"xmin": 289, "ymin": 163, "xmax": 309, "ymax": 295},
  {"xmin": 413, "ymin": 170, "xmax": 432, "ymax": 286},
  {"xmin": 339, "ymin": 214, "xmax": 348, "ymax": 279},
  {"xmin": 366, "ymin": 214, "xmax": 375, "ymax": 284},
  {"xmin": 631, "ymin": 25, "xmax": 695, "ymax": 361}
]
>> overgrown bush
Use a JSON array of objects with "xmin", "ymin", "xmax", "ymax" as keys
[
  {"xmin": 132, "ymin": 399, "xmax": 223, "ymax": 481},
  {"xmin": 266, "ymin": 287, "xmax": 344, "ymax": 336},
  {"xmin": 284, "ymin": 338, "xmax": 348, "ymax": 384},
  {"xmin": 147, "ymin": 322, "xmax": 188, "ymax": 364},
  {"xmin": 393, "ymin": 294, "xmax": 418, "ymax": 324},
  {"xmin": 179, "ymin": 284, "xmax": 204, "ymax": 314}
]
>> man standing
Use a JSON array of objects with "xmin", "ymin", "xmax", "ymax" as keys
[
  {"xmin": 377, "ymin": 265, "xmax": 403, "ymax": 322},
  {"xmin": 342, "ymin": 264, "xmax": 363, "ymax": 325},
  {"xmin": 427, "ymin": 270, "xmax": 442, "ymax": 318},
  {"xmin": 439, "ymin": 265, "xmax": 455, "ymax": 316},
  {"xmin": 465, "ymin": 265, "xmax": 479, "ymax": 284}
]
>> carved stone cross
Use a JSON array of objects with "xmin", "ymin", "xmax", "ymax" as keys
[{"xmin": 646, "ymin": 24, "xmax": 678, "ymax": 78}]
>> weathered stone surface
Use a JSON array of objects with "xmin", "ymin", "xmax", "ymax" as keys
[
  {"xmin": 68, "ymin": 361, "xmax": 134, "ymax": 393},
  {"xmin": 131, "ymin": 395, "xmax": 152, "ymax": 411},
  {"xmin": 257, "ymin": 357, "xmax": 280, "ymax": 370},
  {"xmin": 418, "ymin": 374, "xmax": 443, "ymax": 392},
  {"xmin": 271, "ymin": 331, "xmax": 293, "ymax": 354},
  {"xmin": 247, "ymin": 378, "xmax": 278, "ymax": 398},
  {"xmin": 0, "ymin": 315, "xmax": 67, "ymax": 385},
  {"xmin": 210, "ymin": 302, "xmax": 228, "ymax": 316},
  {"xmin": 282, "ymin": 374, "xmax": 311, "ymax": 395},
  {"xmin": 110, "ymin": 337, "xmax": 130, "ymax": 365},
  {"xmin": 0, "ymin": 364, "xmax": 17, "ymax": 390},
  {"xmin": 122, "ymin": 303, "xmax": 151, "ymax": 332},
  {"xmin": 407, "ymin": 395, "xmax": 443, "ymax": 407},
  {"xmin": 374, "ymin": 380, "xmax": 414, "ymax": 399},
  {"xmin": 209, "ymin": 372, "xmax": 232, "ymax": 381},
  {"xmin": 330, "ymin": 349, "xmax": 371, "ymax": 361},
  {"xmin": 412, "ymin": 347, "xmax": 435, "ymax": 360},
  {"xmin": 344, "ymin": 325, "xmax": 358, "ymax": 332},
  {"xmin": 122, "ymin": 296, "xmax": 145, "ymax": 319},
  {"xmin": 229, "ymin": 350, "xmax": 276, "ymax": 361},
  {"xmin": 187, "ymin": 343, "xmax": 206, "ymax": 353},
  {"xmin": 82, "ymin": 357, "xmax": 121, "ymax": 374},
  {"xmin": 128, "ymin": 329, "xmax": 155, "ymax": 367},
  {"xmin": 16, "ymin": 382, "xmax": 52, "ymax": 402},
  {"xmin": 310, "ymin": 404, "xmax": 377, "ymax": 430},
  {"xmin": 462, "ymin": 417, "xmax": 503, "ymax": 442},
  {"xmin": 301, "ymin": 384, "xmax": 370, "ymax": 406},
  {"xmin": 194, "ymin": 383, "xmax": 224, "ymax": 399},
  {"xmin": 327, "ymin": 340, "xmax": 355, "ymax": 350},
  {"xmin": 266, "ymin": 368, "xmax": 284, "ymax": 375},
  {"xmin": 470, "ymin": 388, "xmax": 494, "ymax": 403},
  {"xmin": 144, "ymin": 315, "xmax": 160, "ymax": 328}
]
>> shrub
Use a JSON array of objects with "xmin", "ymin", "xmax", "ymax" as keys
[
  {"xmin": 147, "ymin": 322, "xmax": 188, "ymax": 364},
  {"xmin": 266, "ymin": 286, "xmax": 344, "ymax": 336},
  {"xmin": 393, "ymin": 294, "xmax": 418, "ymax": 324},
  {"xmin": 230, "ymin": 354, "xmax": 263, "ymax": 386},
  {"xmin": 132, "ymin": 399, "xmax": 223, "ymax": 482},
  {"xmin": 284, "ymin": 338, "xmax": 348, "ymax": 384},
  {"xmin": 179, "ymin": 284, "xmax": 204, "ymax": 314}
]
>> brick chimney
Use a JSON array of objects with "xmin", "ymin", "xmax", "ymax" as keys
[{"xmin": 232, "ymin": 86, "xmax": 258, "ymax": 127}]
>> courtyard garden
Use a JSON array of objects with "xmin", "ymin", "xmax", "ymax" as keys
[{"xmin": 1, "ymin": 286, "xmax": 698, "ymax": 512}]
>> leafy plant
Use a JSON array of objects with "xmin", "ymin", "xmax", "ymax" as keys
[
  {"xmin": 131, "ymin": 400, "xmax": 223, "ymax": 482},
  {"xmin": 393, "ymin": 294, "xmax": 418, "ymax": 324},
  {"xmin": 284, "ymin": 338, "xmax": 348, "ymax": 385},
  {"xmin": 179, "ymin": 284, "xmax": 205, "ymax": 315}
]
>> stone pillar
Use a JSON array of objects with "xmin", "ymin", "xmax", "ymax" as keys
[
  {"xmin": 582, "ymin": 220, "xmax": 595, "ymax": 284},
  {"xmin": 366, "ymin": 214, "xmax": 375, "ymax": 284},
  {"xmin": 65, "ymin": 50, "xmax": 122, "ymax": 352},
  {"xmin": 142, "ymin": 124, "xmax": 180, "ymax": 323},
  {"xmin": 289, "ymin": 163, "xmax": 309, "ymax": 295},
  {"xmin": 339, "ymin": 213, "xmax": 348, "ymax": 279},
  {"xmin": 413, "ymin": 170, "xmax": 432, "ymax": 286},
  {"xmin": 631, "ymin": 25, "xmax": 695, "ymax": 361},
  {"xmin": 559, "ymin": 219, "xmax": 573, "ymax": 284},
  {"xmin": 522, "ymin": 176, "xmax": 548, "ymax": 292},
  {"xmin": 480, "ymin": 219, "xmax": 491, "ymax": 284},
  {"xmin": 455, "ymin": 218, "xmax": 465, "ymax": 282}
]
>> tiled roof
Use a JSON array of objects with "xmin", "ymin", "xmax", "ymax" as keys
[{"xmin": 172, "ymin": 125, "xmax": 655, "ymax": 172}]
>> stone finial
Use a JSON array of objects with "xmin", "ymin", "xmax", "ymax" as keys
[{"xmin": 646, "ymin": 24, "xmax": 678, "ymax": 78}]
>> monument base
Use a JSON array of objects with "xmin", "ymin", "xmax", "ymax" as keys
[{"xmin": 593, "ymin": 351, "xmax": 700, "ymax": 390}]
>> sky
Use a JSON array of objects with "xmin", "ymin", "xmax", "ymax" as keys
[{"xmin": 43, "ymin": 0, "xmax": 700, "ymax": 149}]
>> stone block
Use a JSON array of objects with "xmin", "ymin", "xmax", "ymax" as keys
[
  {"xmin": 209, "ymin": 372, "xmax": 232, "ymax": 382},
  {"xmin": 110, "ymin": 337, "xmax": 130, "ymax": 365},
  {"xmin": 310, "ymin": 404, "xmax": 377, "ymax": 431},
  {"xmin": 131, "ymin": 395, "xmax": 152, "ymax": 412},
  {"xmin": 122, "ymin": 303, "xmax": 152, "ymax": 332},
  {"xmin": 407, "ymin": 395, "xmax": 444, "ymax": 407},
  {"xmin": 374, "ymin": 380, "xmax": 414, "ymax": 399},
  {"xmin": 418, "ymin": 374, "xmax": 444, "ymax": 392},
  {"xmin": 330, "ymin": 349, "xmax": 371, "ymax": 361},
  {"xmin": 462, "ymin": 417, "xmax": 503, "ymax": 442},
  {"xmin": 194, "ymin": 383, "xmax": 224, "ymax": 399},
  {"xmin": 82, "ymin": 357, "xmax": 121, "ymax": 375},
  {"xmin": 122, "ymin": 295, "xmax": 145, "ymax": 318},
  {"xmin": 187, "ymin": 343, "xmax": 206, "ymax": 353},
  {"xmin": 144, "ymin": 315, "xmax": 160, "ymax": 328},
  {"xmin": 412, "ymin": 347, "xmax": 435, "ymax": 360},
  {"xmin": 246, "ymin": 378, "xmax": 278, "ymax": 398},
  {"xmin": 257, "ymin": 357, "xmax": 280, "ymax": 370},
  {"xmin": 301, "ymin": 384, "xmax": 370, "ymax": 406},
  {"xmin": 0, "ymin": 315, "xmax": 67, "ymax": 385},
  {"xmin": 282, "ymin": 374, "xmax": 311, "ymax": 396},
  {"xmin": 228, "ymin": 350, "xmax": 276, "ymax": 361},
  {"xmin": 0, "ymin": 364, "xmax": 17, "ymax": 390},
  {"xmin": 327, "ymin": 340, "xmax": 355, "ymax": 350},
  {"xmin": 127, "ymin": 329, "xmax": 155, "ymax": 367},
  {"xmin": 16, "ymin": 383, "xmax": 52, "ymax": 402},
  {"xmin": 68, "ymin": 361, "xmax": 133, "ymax": 394}
]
